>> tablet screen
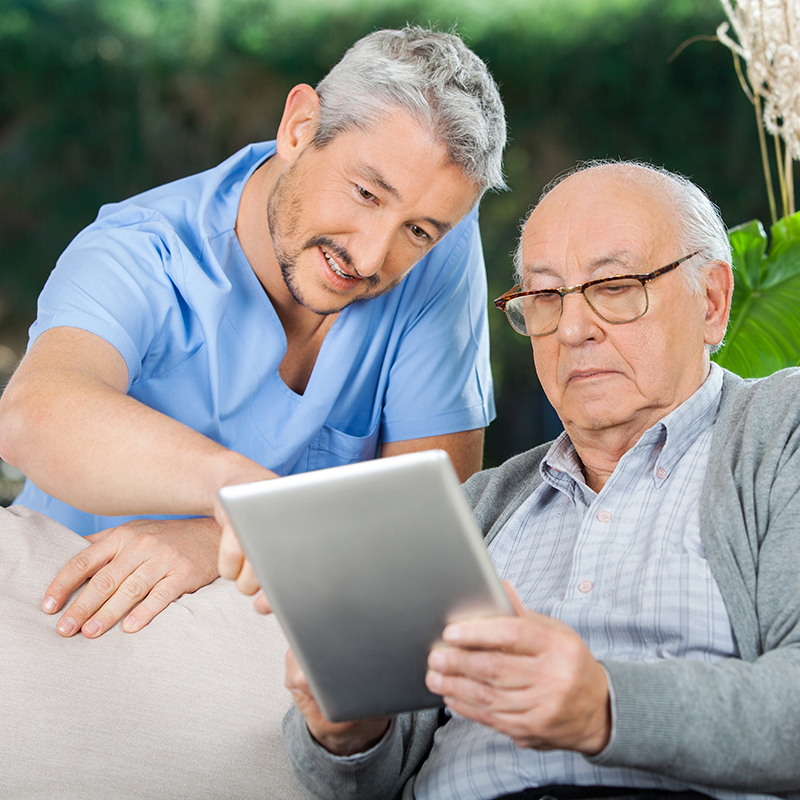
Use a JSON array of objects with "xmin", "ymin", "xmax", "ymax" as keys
[{"xmin": 219, "ymin": 450, "xmax": 512, "ymax": 722}]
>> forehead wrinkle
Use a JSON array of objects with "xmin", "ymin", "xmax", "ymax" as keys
[{"xmin": 521, "ymin": 249, "xmax": 641, "ymax": 285}]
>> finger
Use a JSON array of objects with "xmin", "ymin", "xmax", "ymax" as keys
[
  {"xmin": 119, "ymin": 573, "xmax": 189, "ymax": 633},
  {"xmin": 427, "ymin": 656, "xmax": 548, "ymax": 726},
  {"xmin": 442, "ymin": 615, "xmax": 526, "ymax": 652},
  {"xmin": 76, "ymin": 564, "xmax": 174, "ymax": 638},
  {"xmin": 43, "ymin": 542, "xmax": 114, "ymax": 617},
  {"xmin": 432, "ymin": 661, "xmax": 611, "ymax": 753},
  {"xmin": 428, "ymin": 645, "xmax": 533, "ymax": 691},
  {"xmin": 503, "ymin": 580, "xmax": 527, "ymax": 616},
  {"xmin": 235, "ymin": 558, "xmax": 260, "ymax": 597},
  {"xmin": 442, "ymin": 611, "xmax": 558, "ymax": 655},
  {"xmin": 426, "ymin": 667, "xmax": 511, "ymax": 714},
  {"xmin": 57, "ymin": 560, "xmax": 152, "ymax": 638},
  {"xmin": 84, "ymin": 528, "xmax": 111, "ymax": 544},
  {"xmin": 284, "ymin": 648, "xmax": 307, "ymax": 691},
  {"xmin": 433, "ymin": 686, "xmax": 547, "ymax": 745},
  {"xmin": 217, "ymin": 524, "xmax": 245, "ymax": 580},
  {"xmin": 253, "ymin": 591, "xmax": 272, "ymax": 615}
]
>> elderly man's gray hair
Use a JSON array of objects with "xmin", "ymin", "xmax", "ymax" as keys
[
  {"xmin": 313, "ymin": 26, "xmax": 507, "ymax": 196},
  {"xmin": 514, "ymin": 160, "xmax": 732, "ymax": 296}
]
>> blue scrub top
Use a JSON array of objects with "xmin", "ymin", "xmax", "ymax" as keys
[{"xmin": 16, "ymin": 142, "xmax": 496, "ymax": 535}]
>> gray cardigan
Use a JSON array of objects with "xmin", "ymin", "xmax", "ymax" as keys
[{"xmin": 284, "ymin": 368, "xmax": 800, "ymax": 798}]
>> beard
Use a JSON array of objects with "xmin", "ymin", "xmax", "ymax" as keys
[{"xmin": 266, "ymin": 162, "xmax": 403, "ymax": 316}]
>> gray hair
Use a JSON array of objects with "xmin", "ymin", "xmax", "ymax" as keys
[
  {"xmin": 312, "ymin": 26, "xmax": 507, "ymax": 196},
  {"xmin": 514, "ymin": 160, "xmax": 732, "ymax": 296}
]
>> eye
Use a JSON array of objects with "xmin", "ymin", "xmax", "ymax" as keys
[
  {"xmin": 410, "ymin": 224, "xmax": 431, "ymax": 241},
  {"xmin": 357, "ymin": 185, "xmax": 376, "ymax": 201},
  {"xmin": 595, "ymin": 279, "xmax": 638, "ymax": 297}
]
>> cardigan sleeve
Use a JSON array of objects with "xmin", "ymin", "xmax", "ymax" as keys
[
  {"xmin": 591, "ymin": 369, "xmax": 800, "ymax": 792},
  {"xmin": 282, "ymin": 706, "xmax": 440, "ymax": 800}
]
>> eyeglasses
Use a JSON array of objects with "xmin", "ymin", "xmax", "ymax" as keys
[{"xmin": 494, "ymin": 251, "xmax": 700, "ymax": 337}]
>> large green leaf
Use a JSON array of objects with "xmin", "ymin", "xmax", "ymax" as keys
[{"xmin": 713, "ymin": 212, "xmax": 800, "ymax": 378}]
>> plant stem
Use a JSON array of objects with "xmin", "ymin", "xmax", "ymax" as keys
[
  {"xmin": 754, "ymin": 93, "xmax": 778, "ymax": 224},
  {"xmin": 775, "ymin": 132, "xmax": 789, "ymax": 219},
  {"xmin": 786, "ymin": 148, "xmax": 795, "ymax": 216}
]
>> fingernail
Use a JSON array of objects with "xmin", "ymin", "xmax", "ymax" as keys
[
  {"xmin": 428, "ymin": 650, "xmax": 445, "ymax": 670},
  {"xmin": 82, "ymin": 619, "xmax": 102, "ymax": 637},
  {"xmin": 42, "ymin": 596, "xmax": 57, "ymax": 614},
  {"xmin": 57, "ymin": 616, "xmax": 77, "ymax": 636},
  {"xmin": 443, "ymin": 624, "xmax": 462, "ymax": 643},
  {"xmin": 426, "ymin": 670, "xmax": 443, "ymax": 692},
  {"xmin": 122, "ymin": 616, "xmax": 135, "ymax": 632}
]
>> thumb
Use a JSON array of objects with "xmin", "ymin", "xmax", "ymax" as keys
[
  {"xmin": 253, "ymin": 591, "xmax": 273, "ymax": 615},
  {"xmin": 502, "ymin": 580, "xmax": 526, "ymax": 617}
]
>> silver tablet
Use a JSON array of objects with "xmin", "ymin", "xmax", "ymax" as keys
[{"xmin": 218, "ymin": 449, "xmax": 512, "ymax": 722}]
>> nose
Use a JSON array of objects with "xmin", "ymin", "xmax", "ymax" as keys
[
  {"xmin": 352, "ymin": 223, "xmax": 397, "ymax": 278},
  {"xmin": 555, "ymin": 291, "xmax": 602, "ymax": 345}
]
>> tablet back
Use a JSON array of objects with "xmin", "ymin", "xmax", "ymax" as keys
[{"xmin": 218, "ymin": 449, "xmax": 512, "ymax": 722}]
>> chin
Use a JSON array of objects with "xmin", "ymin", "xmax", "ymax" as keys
[{"xmin": 565, "ymin": 399, "xmax": 633, "ymax": 431}]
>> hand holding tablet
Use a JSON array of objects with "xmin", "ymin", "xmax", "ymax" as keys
[{"xmin": 219, "ymin": 450, "xmax": 512, "ymax": 722}]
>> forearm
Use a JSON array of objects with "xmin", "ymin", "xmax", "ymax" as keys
[
  {"xmin": 381, "ymin": 428, "xmax": 485, "ymax": 484},
  {"xmin": 0, "ymin": 357, "xmax": 267, "ymax": 518},
  {"xmin": 595, "ymin": 649, "xmax": 800, "ymax": 791}
]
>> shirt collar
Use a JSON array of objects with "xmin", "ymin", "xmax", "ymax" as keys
[{"xmin": 541, "ymin": 362, "xmax": 724, "ymax": 490}]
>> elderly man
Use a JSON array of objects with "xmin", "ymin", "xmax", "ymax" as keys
[
  {"xmin": 275, "ymin": 161, "xmax": 800, "ymax": 799},
  {"xmin": 0, "ymin": 26, "xmax": 505, "ymax": 639}
]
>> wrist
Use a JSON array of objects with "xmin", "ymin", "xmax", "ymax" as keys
[
  {"xmin": 577, "ymin": 663, "xmax": 613, "ymax": 756},
  {"xmin": 310, "ymin": 718, "xmax": 391, "ymax": 757},
  {"xmin": 203, "ymin": 450, "xmax": 276, "ymax": 518}
]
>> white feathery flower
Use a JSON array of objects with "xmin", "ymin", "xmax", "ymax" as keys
[{"xmin": 718, "ymin": 0, "xmax": 800, "ymax": 161}]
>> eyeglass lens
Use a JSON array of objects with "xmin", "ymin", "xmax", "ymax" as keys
[{"xmin": 506, "ymin": 277, "xmax": 648, "ymax": 335}]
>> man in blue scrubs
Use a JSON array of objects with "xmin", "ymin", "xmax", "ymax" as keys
[{"xmin": 0, "ymin": 27, "xmax": 506, "ymax": 639}]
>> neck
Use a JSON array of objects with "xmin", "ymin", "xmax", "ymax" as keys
[
  {"xmin": 565, "ymin": 423, "xmax": 651, "ymax": 493},
  {"xmin": 562, "ymin": 366, "xmax": 713, "ymax": 492}
]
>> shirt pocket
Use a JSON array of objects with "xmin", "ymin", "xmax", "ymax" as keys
[{"xmin": 304, "ymin": 422, "xmax": 381, "ymax": 472}]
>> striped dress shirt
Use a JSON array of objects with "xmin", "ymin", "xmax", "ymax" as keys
[{"xmin": 414, "ymin": 364, "xmax": 774, "ymax": 800}]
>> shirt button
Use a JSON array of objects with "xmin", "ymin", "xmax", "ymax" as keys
[
  {"xmin": 657, "ymin": 467, "xmax": 667, "ymax": 479},
  {"xmin": 578, "ymin": 580, "xmax": 594, "ymax": 593},
  {"xmin": 596, "ymin": 510, "xmax": 612, "ymax": 523}
]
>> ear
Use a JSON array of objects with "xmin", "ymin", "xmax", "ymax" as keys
[
  {"xmin": 702, "ymin": 260, "xmax": 734, "ymax": 347},
  {"xmin": 275, "ymin": 84, "xmax": 321, "ymax": 162}
]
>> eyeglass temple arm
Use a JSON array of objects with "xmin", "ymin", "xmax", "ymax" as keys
[{"xmin": 494, "ymin": 285, "xmax": 523, "ymax": 309}]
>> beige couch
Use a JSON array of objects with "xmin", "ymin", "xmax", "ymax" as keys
[{"xmin": 0, "ymin": 505, "xmax": 307, "ymax": 800}]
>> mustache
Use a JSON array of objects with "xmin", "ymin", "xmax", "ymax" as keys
[{"xmin": 305, "ymin": 235, "xmax": 380, "ymax": 289}]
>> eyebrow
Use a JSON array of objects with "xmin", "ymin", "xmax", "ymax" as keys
[
  {"xmin": 522, "ymin": 252, "xmax": 638, "ymax": 282},
  {"xmin": 357, "ymin": 166, "xmax": 454, "ymax": 240}
]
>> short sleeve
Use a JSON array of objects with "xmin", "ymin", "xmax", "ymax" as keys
[
  {"xmin": 28, "ymin": 208, "xmax": 197, "ymax": 388},
  {"xmin": 379, "ymin": 206, "xmax": 495, "ymax": 443}
]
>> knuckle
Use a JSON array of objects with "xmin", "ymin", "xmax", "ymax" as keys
[
  {"xmin": 557, "ymin": 632, "xmax": 584, "ymax": 659},
  {"xmin": 147, "ymin": 583, "xmax": 179, "ymax": 606},
  {"xmin": 131, "ymin": 531, "xmax": 157, "ymax": 552},
  {"xmin": 489, "ymin": 654, "xmax": 510, "ymax": 681},
  {"xmin": 90, "ymin": 570, "xmax": 118, "ymax": 595},
  {"xmin": 473, "ymin": 681, "xmax": 499, "ymax": 708},
  {"xmin": 66, "ymin": 602, "xmax": 93, "ymax": 620},
  {"xmin": 477, "ymin": 652, "xmax": 505, "ymax": 682},
  {"xmin": 117, "ymin": 575, "xmax": 151, "ymax": 603},
  {"xmin": 68, "ymin": 551, "xmax": 94, "ymax": 575}
]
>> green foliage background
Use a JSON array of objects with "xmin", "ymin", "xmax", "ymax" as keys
[{"xmin": 0, "ymin": 0, "xmax": 775, "ymax": 466}]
